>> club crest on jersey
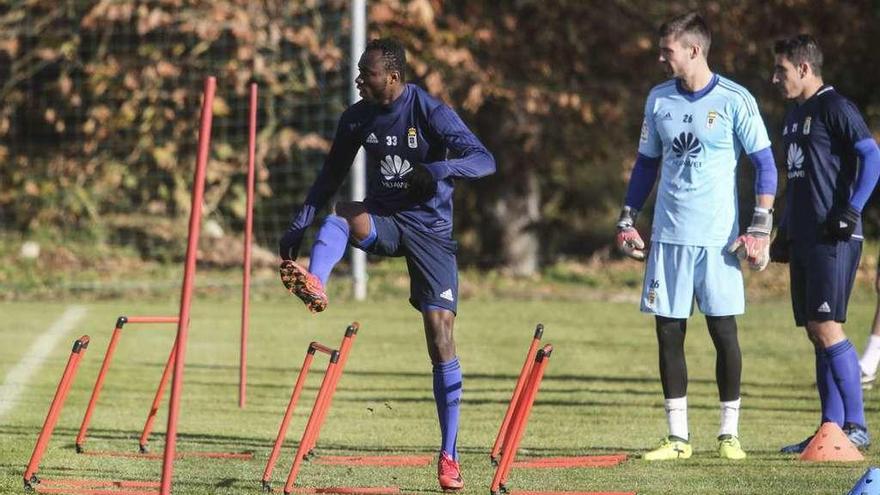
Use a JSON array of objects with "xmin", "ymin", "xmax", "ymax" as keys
[
  {"xmin": 803, "ymin": 117, "xmax": 812, "ymax": 135},
  {"xmin": 706, "ymin": 111, "xmax": 718, "ymax": 129},
  {"xmin": 380, "ymin": 154, "xmax": 413, "ymax": 189},
  {"xmin": 407, "ymin": 127, "xmax": 418, "ymax": 149}
]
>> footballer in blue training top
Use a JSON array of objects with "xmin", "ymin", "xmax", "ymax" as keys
[
  {"xmin": 616, "ymin": 12, "xmax": 778, "ymax": 461},
  {"xmin": 277, "ymin": 38, "xmax": 495, "ymax": 490},
  {"xmin": 770, "ymin": 35, "xmax": 880, "ymax": 454}
]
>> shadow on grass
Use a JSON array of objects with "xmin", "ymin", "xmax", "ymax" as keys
[{"xmin": 134, "ymin": 361, "xmax": 817, "ymax": 390}]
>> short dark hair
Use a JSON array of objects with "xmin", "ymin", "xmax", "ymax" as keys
[
  {"xmin": 659, "ymin": 12, "xmax": 712, "ymax": 57},
  {"xmin": 365, "ymin": 38, "xmax": 407, "ymax": 82},
  {"xmin": 774, "ymin": 34, "xmax": 823, "ymax": 77}
]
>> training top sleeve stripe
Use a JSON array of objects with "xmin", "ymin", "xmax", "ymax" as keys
[{"xmin": 718, "ymin": 80, "xmax": 759, "ymax": 117}]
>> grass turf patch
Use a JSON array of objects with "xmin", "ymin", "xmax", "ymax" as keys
[{"xmin": 1, "ymin": 295, "xmax": 879, "ymax": 493}]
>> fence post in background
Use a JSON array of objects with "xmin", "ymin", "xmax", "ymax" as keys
[
  {"xmin": 349, "ymin": 0, "xmax": 367, "ymax": 301},
  {"xmin": 240, "ymin": 81, "xmax": 258, "ymax": 409}
]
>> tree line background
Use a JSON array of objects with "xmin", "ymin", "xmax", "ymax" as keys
[{"xmin": 2, "ymin": 0, "xmax": 879, "ymax": 276}]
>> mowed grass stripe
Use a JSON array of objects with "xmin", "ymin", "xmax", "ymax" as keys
[{"xmin": 0, "ymin": 305, "xmax": 87, "ymax": 420}]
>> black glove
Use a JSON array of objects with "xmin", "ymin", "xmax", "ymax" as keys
[
  {"xmin": 825, "ymin": 205, "xmax": 860, "ymax": 241},
  {"xmin": 407, "ymin": 162, "xmax": 438, "ymax": 203},
  {"xmin": 279, "ymin": 227, "xmax": 305, "ymax": 261},
  {"xmin": 769, "ymin": 234, "xmax": 790, "ymax": 263}
]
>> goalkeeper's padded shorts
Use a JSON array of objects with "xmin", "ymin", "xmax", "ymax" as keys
[{"xmin": 641, "ymin": 242, "xmax": 744, "ymax": 318}]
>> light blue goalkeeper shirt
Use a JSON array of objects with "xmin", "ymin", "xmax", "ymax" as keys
[{"xmin": 638, "ymin": 74, "xmax": 771, "ymax": 246}]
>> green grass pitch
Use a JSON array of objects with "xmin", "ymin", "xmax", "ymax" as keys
[{"xmin": 1, "ymin": 294, "xmax": 879, "ymax": 494}]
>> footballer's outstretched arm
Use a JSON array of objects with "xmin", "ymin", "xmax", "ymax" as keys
[
  {"xmin": 423, "ymin": 105, "xmax": 496, "ymax": 180},
  {"xmin": 287, "ymin": 114, "xmax": 361, "ymax": 231}
]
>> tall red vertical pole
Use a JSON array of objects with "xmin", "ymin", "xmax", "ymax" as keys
[
  {"xmin": 240, "ymin": 82, "xmax": 257, "ymax": 409},
  {"xmin": 159, "ymin": 76, "xmax": 215, "ymax": 495}
]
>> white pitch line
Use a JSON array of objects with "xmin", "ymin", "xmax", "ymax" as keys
[{"xmin": 0, "ymin": 305, "xmax": 88, "ymax": 420}]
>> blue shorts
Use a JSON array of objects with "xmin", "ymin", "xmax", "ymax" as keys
[
  {"xmin": 789, "ymin": 240, "xmax": 861, "ymax": 327},
  {"xmin": 361, "ymin": 214, "xmax": 458, "ymax": 314},
  {"xmin": 641, "ymin": 242, "xmax": 744, "ymax": 318}
]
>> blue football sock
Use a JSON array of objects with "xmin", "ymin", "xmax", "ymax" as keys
[
  {"xmin": 826, "ymin": 339, "xmax": 866, "ymax": 427},
  {"xmin": 433, "ymin": 357, "xmax": 462, "ymax": 460},
  {"xmin": 308, "ymin": 215, "xmax": 349, "ymax": 286},
  {"xmin": 816, "ymin": 347, "xmax": 844, "ymax": 426},
  {"xmin": 355, "ymin": 215, "xmax": 377, "ymax": 250}
]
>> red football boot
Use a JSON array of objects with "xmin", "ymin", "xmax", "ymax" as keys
[
  {"xmin": 437, "ymin": 451, "xmax": 463, "ymax": 491},
  {"xmin": 279, "ymin": 260, "xmax": 328, "ymax": 313}
]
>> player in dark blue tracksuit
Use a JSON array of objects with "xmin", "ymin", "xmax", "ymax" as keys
[
  {"xmin": 278, "ymin": 38, "xmax": 495, "ymax": 490},
  {"xmin": 769, "ymin": 35, "xmax": 880, "ymax": 453}
]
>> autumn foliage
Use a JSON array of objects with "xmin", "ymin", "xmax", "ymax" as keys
[{"xmin": 2, "ymin": 1, "xmax": 879, "ymax": 273}]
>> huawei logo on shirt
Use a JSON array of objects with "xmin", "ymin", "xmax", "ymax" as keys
[
  {"xmin": 670, "ymin": 132, "xmax": 702, "ymax": 184},
  {"xmin": 672, "ymin": 132, "xmax": 702, "ymax": 161},
  {"xmin": 380, "ymin": 154, "xmax": 413, "ymax": 189},
  {"xmin": 786, "ymin": 143, "xmax": 805, "ymax": 179}
]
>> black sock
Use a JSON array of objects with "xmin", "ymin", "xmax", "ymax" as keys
[
  {"xmin": 706, "ymin": 315, "xmax": 741, "ymax": 402},
  {"xmin": 656, "ymin": 316, "xmax": 688, "ymax": 398}
]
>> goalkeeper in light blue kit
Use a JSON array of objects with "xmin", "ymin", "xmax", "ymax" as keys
[{"xmin": 615, "ymin": 12, "xmax": 777, "ymax": 460}]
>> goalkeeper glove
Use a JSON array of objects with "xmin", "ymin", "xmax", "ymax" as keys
[
  {"xmin": 615, "ymin": 206, "xmax": 646, "ymax": 261},
  {"xmin": 825, "ymin": 205, "xmax": 860, "ymax": 241},
  {"xmin": 728, "ymin": 207, "xmax": 772, "ymax": 271}
]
